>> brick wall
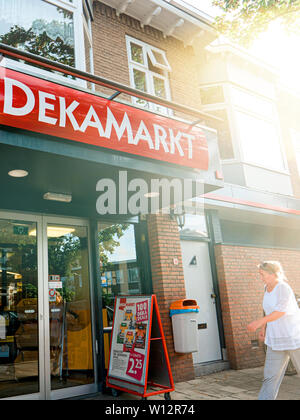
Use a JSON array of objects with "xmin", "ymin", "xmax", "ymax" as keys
[
  {"xmin": 92, "ymin": 2, "xmax": 200, "ymax": 116},
  {"xmin": 147, "ymin": 214, "xmax": 195, "ymax": 382},
  {"xmin": 215, "ymin": 244, "xmax": 300, "ymax": 370}
]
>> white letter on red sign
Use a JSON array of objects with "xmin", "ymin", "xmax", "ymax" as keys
[
  {"xmin": 59, "ymin": 97, "xmax": 80, "ymax": 131},
  {"xmin": 38, "ymin": 91, "xmax": 57, "ymax": 125},
  {"xmin": 4, "ymin": 77, "xmax": 35, "ymax": 116}
]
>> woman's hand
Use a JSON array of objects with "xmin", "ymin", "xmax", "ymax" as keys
[
  {"xmin": 247, "ymin": 311, "xmax": 285, "ymax": 333},
  {"xmin": 258, "ymin": 329, "xmax": 266, "ymax": 342},
  {"xmin": 247, "ymin": 318, "xmax": 265, "ymax": 333}
]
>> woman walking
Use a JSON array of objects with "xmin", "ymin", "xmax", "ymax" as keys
[{"xmin": 247, "ymin": 261, "xmax": 300, "ymax": 400}]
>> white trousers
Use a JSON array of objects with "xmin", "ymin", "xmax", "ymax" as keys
[{"xmin": 258, "ymin": 346, "xmax": 300, "ymax": 400}]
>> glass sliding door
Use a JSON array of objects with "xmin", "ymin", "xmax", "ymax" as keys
[
  {"xmin": 0, "ymin": 214, "xmax": 42, "ymax": 399},
  {"xmin": 45, "ymin": 219, "xmax": 96, "ymax": 399},
  {"xmin": 0, "ymin": 213, "xmax": 96, "ymax": 400}
]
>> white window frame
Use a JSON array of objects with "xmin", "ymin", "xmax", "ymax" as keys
[
  {"xmin": 126, "ymin": 35, "xmax": 172, "ymax": 115},
  {"xmin": 199, "ymin": 83, "xmax": 238, "ymax": 163},
  {"xmin": 147, "ymin": 46, "xmax": 171, "ymax": 72},
  {"xmin": 291, "ymin": 129, "xmax": 300, "ymax": 176},
  {"xmin": 1, "ymin": 0, "xmax": 88, "ymax": 85}
]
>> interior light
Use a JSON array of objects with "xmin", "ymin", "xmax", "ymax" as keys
[
  {"xmin": 8, "ymin": 170, "xmax": 28, "ymax": 178},
  {"xmin": 43, "ymin": 192, "xmax": 72, "ymax": 203},
  {"xmin": 29, "ymin": 227, "xmax": 75, "ymax": 238},
  {"xmin": 144, "ymin": 192, "xmax": 160, "ymax": 198},
  {"xmin": 0, "ymin": 270, "xmax": 22, "ymax": 280}
]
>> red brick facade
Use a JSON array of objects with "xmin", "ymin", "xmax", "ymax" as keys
[
  {"xmin": 92, "ymin": 2, "xmax": 199, "ymax": 112},
  {"xmin": 215, "ymin": 244, "xmax": 300, "ymax": 369},
  {"xmin": 147, "ymin": 214, "xmax": 195, "ymax": 382}
]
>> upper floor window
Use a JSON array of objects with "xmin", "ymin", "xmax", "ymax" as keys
[
  {"xmin": 229, "ymin": 86, "xmax": 286, "ymax": 172},
  {"xmin": 231, "ymin": 86, "xmax": 275, "ymax": 121},
  {"xmin": 291, "ymin": 129, "xmax": 300, "ymax": 176},
  {"xmin": 200, "ymin": 85, "xmax": 225, "ymax": 105},
  {"xmin": 0, "ymin": 0, "xmax": 90, "ymax": 77},
  {"xmin": 126, "ymin": 36, "xmax": 171, "ymax": 115},
  {"xmin": 208, "ymin": 109, "xmax": 235, "ymax": 160},
  {"xmin": 235, "ymin": 111, "xmax": 285, "ymax": 171}
]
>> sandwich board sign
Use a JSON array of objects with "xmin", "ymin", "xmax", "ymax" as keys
[{"xmin": 106, "ymin": 295, "xmax": 174, "ymax": 399}]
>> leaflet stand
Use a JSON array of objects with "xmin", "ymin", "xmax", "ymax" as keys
[{"xmin": 106, "ymin": 295, "xmax": 174, "ymax": 400}]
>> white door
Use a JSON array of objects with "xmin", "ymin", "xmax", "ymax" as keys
[{"xmin": 181, "ymin": 240, "xmax": 222, "ymax": 364}]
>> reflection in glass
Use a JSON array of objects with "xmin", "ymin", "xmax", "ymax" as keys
[
  {"xmin": 153, "ymin": 76, "xmax": 166, "ymax": 99},
  {"xmin": 0, "ymin": 220, "xmax": 39, "ymax": 399},
  {"xmin": 98, "ymin": 223, "xmax": 147, "ymax": 371},
  {"xmin": 47, "ymin": 225, "xmax": 94, "ymax": 391},
  {"xmin": 133, "ymin": 69, "xmax": 149, "ymax": 109},
  {"xmin": 0, "ymin": 0, "xmax": 75, "ymax": 66},
  {"xmin": 131, "ymin": 43, "xmax": 144, "ymax": 65},
  {"xmin": 98, "ymin": 223, "xmax": 141, "ymax": 308},
  {"xmin": 180, "ymin": 214, "xmax": 208, "ymax": 239}
]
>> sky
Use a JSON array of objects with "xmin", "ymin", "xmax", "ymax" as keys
[
  {"xmin": 183, "ymin": 0, "xmax": 220, "ymax": 17},
  {"xmin": 182, "ymin": 0, "xmax": 300, "ymax": 89}
]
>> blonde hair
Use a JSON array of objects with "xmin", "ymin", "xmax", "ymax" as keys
[{"xmin": 258, "ymin": 261, "xmax": 287, "ymax": 282}]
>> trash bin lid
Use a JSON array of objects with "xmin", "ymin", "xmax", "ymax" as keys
[{"xmin": 170, "ymin": 299, "xmax": 199, "ymax": 311}]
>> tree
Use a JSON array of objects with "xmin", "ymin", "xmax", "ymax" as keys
[
  {"xmin": 98, "ymin": 223, "xmax": 130, "ymax": 272},
  {"xmin": 213, "ymin": 0, "xmax": 300, "ymax": 46},
  {"xmin": 0, "ymin": 23, "xmax": 75, "ymax": 67}
]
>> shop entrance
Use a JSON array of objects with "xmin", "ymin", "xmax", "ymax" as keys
[
  {"xmin": 181, "ymin": 240, "xmax": 222, "ymax": 364},
  {"xmin": 0, "ymin": 211, "xmax": 97, "ymax": 400}
]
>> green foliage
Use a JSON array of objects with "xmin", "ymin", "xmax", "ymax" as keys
[
  {"xmin": 98, "ymin": 224, "xmax": 130, "ymax": 272},
  {"xmin": 0, "ymin": 22, "xmax": 75, "ymax": 66},
  {"xmin": 23, "ymin": 283, "xmax": 38, "ymax": 299},
  {"xmin": 213, "ymin": 0, "xmax": 300, "ymax": 46}
]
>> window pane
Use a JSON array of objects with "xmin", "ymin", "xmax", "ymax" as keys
[
  {"xmin": 200, "ymin": 86, "xmax": 225, "ymax": 105},
  {"xmin": 148, "ymin": 48, "xmax": 170, "ymax": 71},
  {"xmin": 98, "ymin": 223, "xmax": 142, "ymax": 307},
  {"xmin": 152, "ymin": 50, "xmax": 166, "ymax": 66},
  {"xmin": 47, "ymin": 224, "xmax": 94, "ymax": 389},
  {"xmin": 133, "ymin": 69, "xmax": 149, "ymax": 108},
  {"xmin": 291, "ymin": 129, "xmax": 300, "ymax": 174},
  {"xmin": 208, "ymin": 109, "xmax": 235, "ymax": 160},
  {"xmin": 0, "ymin": 0, "xmax": 75, "ymax": 67},
  {"xmin": 133, "ymin": 68, "xmax": 147, "ymax": 92},
  {"xmin": 153, "ymin": 76, "xmax": 166, "ymax": 99},
  {"xmin": 235, "ymin": 111, "xmax": 285, "ymax": 171},
  {"xmin": 231, "ymin": 87, "xmax": 274, "ymax": 120},
  {"xmin": 0, "ymin": 220, "xmax": 39, "ymax": 398},
  {"xmin": 131, "ymin": 43, "xmax": 144, "ymax": 65},
  {"xmin": 180, "ymin": 214, "xmax": 208, "ymax": 239}
]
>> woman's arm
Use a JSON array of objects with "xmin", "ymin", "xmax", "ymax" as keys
[{"xmin": 247, "ymin": 311, "xmax": 285, "ymax": 333}]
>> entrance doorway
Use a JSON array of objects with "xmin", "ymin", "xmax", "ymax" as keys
[
  {"xmin": 181, "ymin": 240, "xmax": 222, "ymax": 364},
  {"xmin": 0, "ymin": 212, "xmax": 97, "ymax": 400}
]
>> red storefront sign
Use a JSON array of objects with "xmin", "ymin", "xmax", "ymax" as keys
[{"xmin": 0, "ymin": 67, "xmax": 209, "ymax": 170}]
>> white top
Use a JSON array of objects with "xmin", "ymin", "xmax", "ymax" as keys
[
  {"xmin": 263, "ymin": 281, "xmax": 300, "ymax": 351},
  {"xmin": 0, "ymin": 315, "xmax": 5, "ymax": 340}
]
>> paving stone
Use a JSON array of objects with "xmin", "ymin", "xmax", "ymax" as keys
[{"xmin": 81, "ymin": 367, "xmax": 300, "ymax": 401}]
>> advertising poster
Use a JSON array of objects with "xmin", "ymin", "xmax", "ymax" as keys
[{"xmin": 108, "ymin": 296, "xmax": 152, "ymax": 386}]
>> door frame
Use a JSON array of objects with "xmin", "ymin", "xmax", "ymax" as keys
[
  {"xmin": 43, "ymin": 215, "xmax": 98, "ymax": 400},
  {"xmin": 0, "ymin": 210, "xmax": 98, "ymax": 400},
  {"xmin": 180, "ymin": 238, "xmax": 223, "ymax": 364}
]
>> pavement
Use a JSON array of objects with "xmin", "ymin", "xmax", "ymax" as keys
[{"xmin": 84, "ymin": 367, "xmax": 300, "ymax": 400}]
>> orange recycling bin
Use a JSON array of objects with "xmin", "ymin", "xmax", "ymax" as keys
[{"xmin": 170, "ymin": 299, "xmax": 199, "ymax": 354}]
